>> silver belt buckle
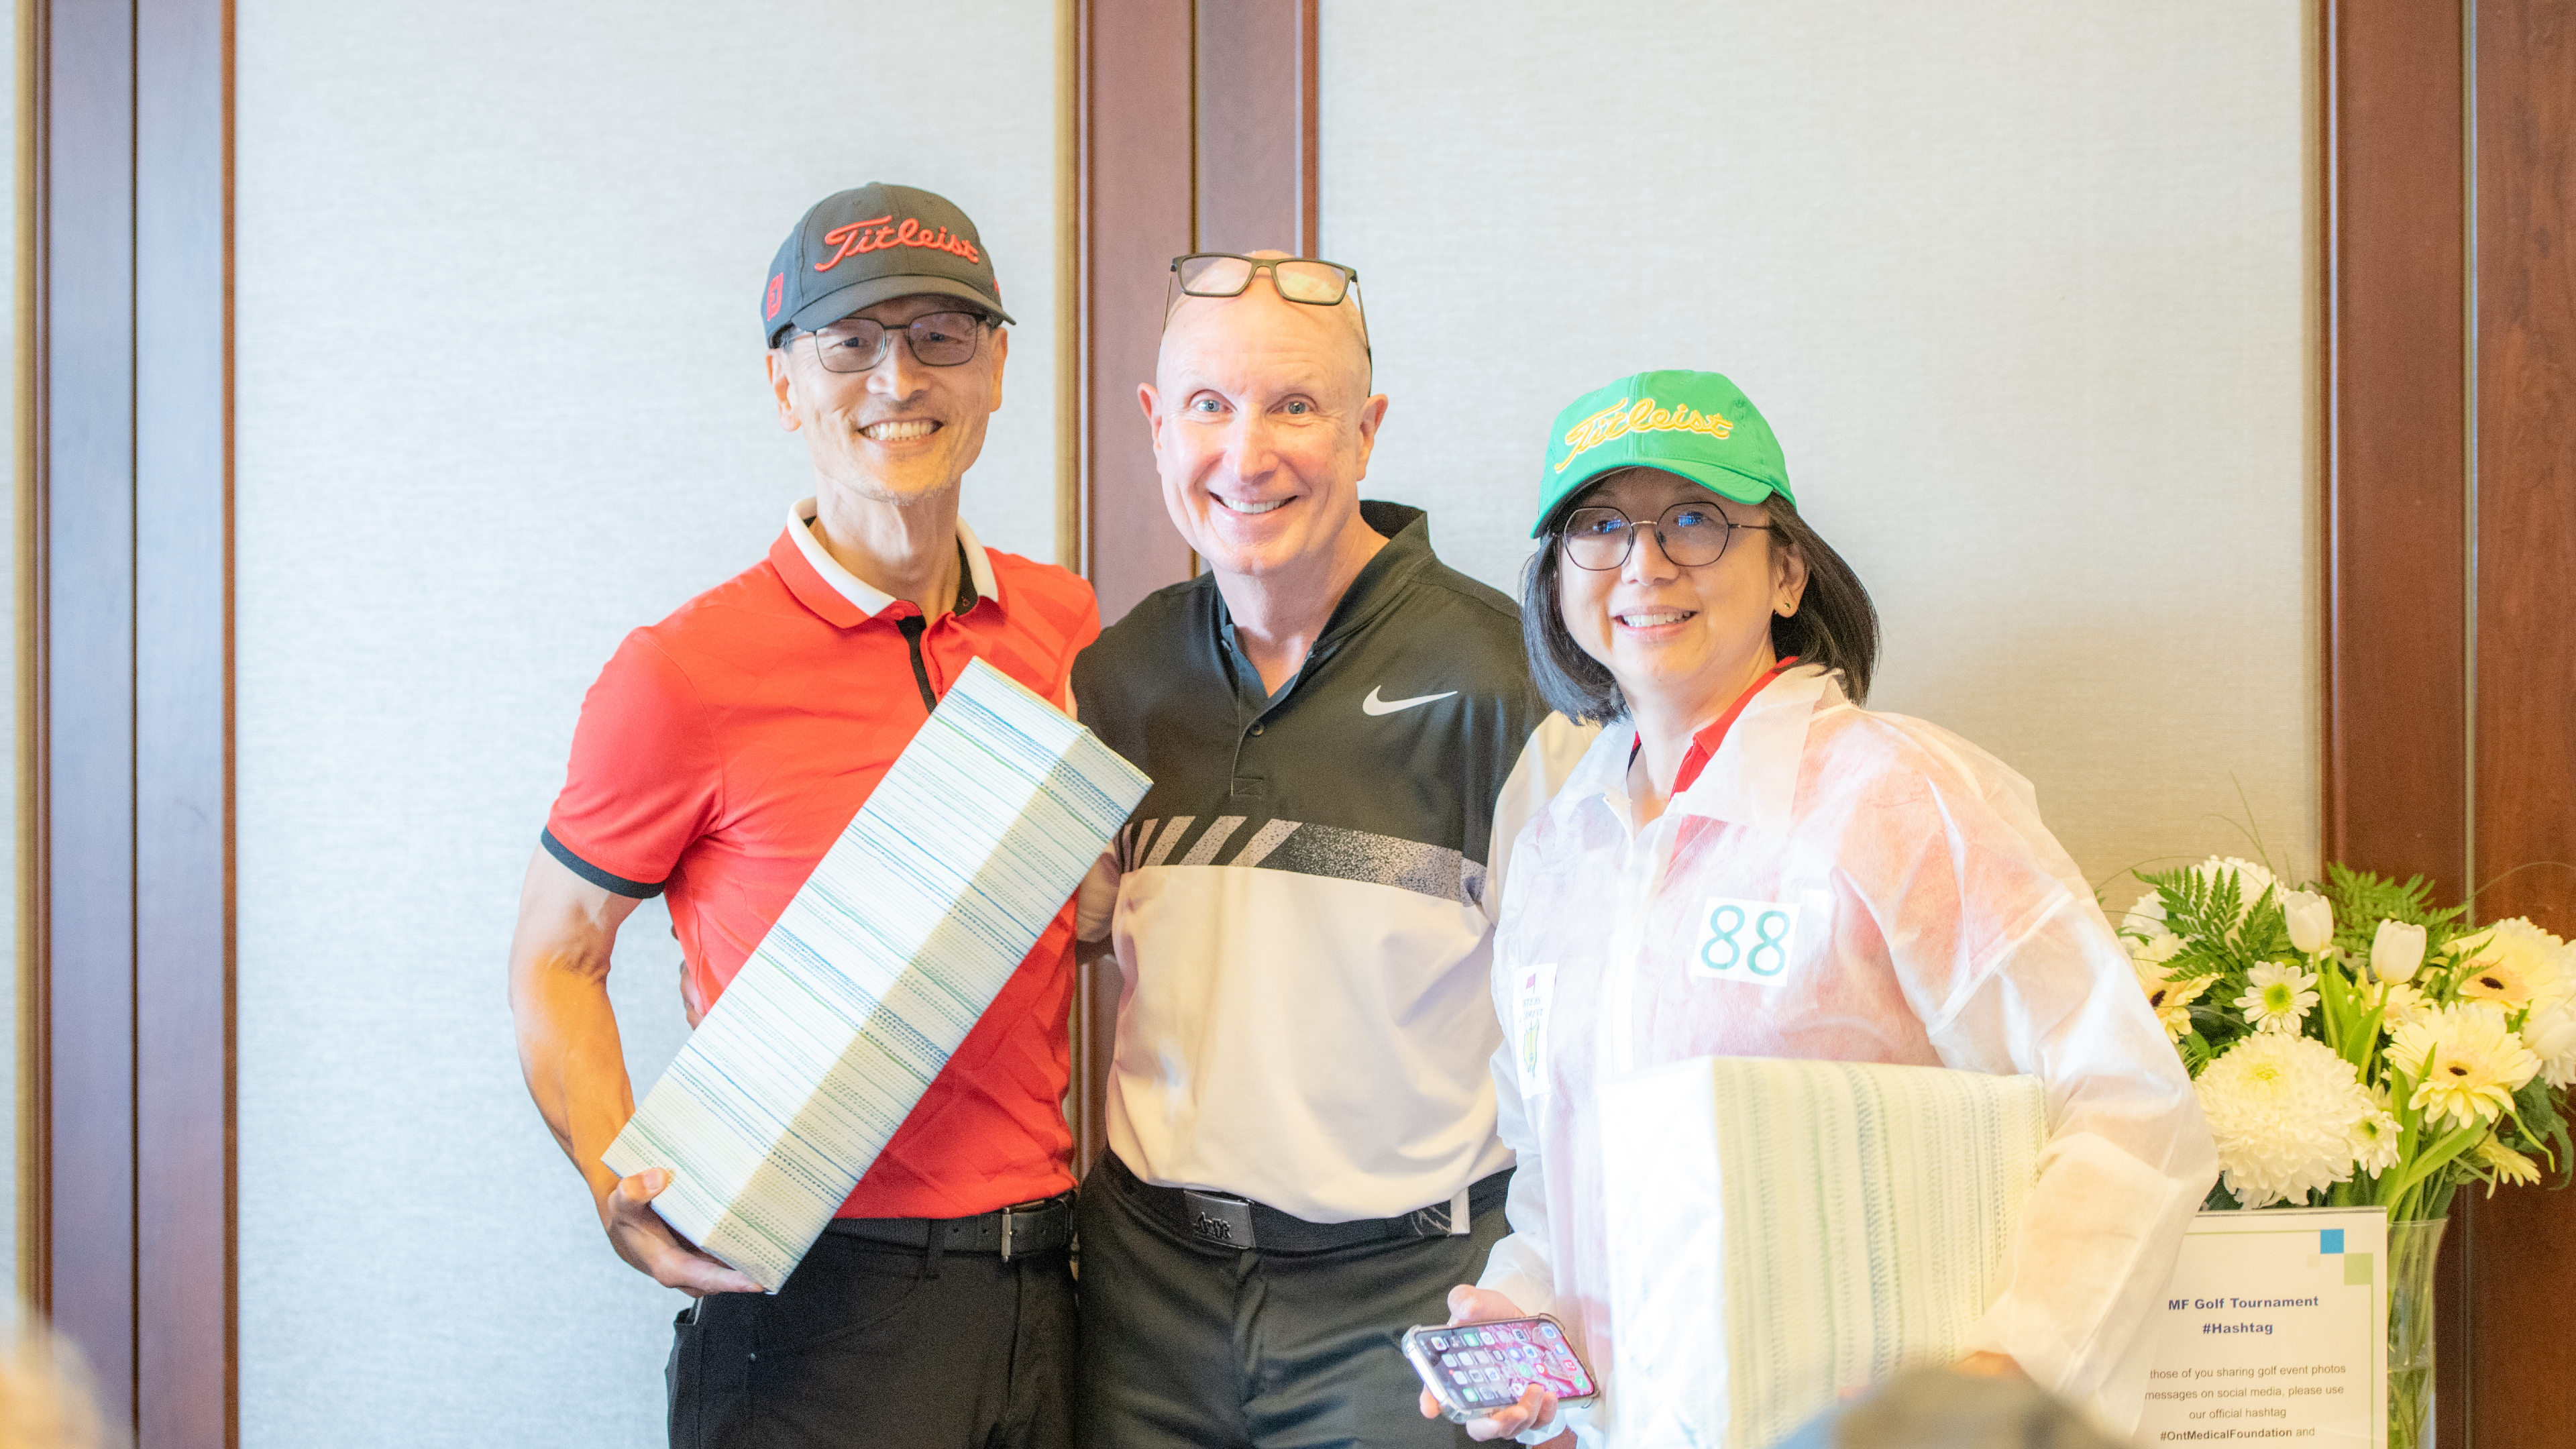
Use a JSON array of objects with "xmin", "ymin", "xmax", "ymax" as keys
[
  {"xmin": 1182, "ymin": 1190, "xmax": 1257, "ymax": 1249},
  {"xmin": 996, "ymin": 1199, "xmax": 1047, "ymax": 1262}
]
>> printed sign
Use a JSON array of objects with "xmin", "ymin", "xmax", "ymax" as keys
[
  {"xmin": 2137, "ymin": 1208, "xmax": 2387, "ymax": 1446},
  {"xmin": 1693, "ymin": 896, "xmax": 1801, "ymax": 983}
]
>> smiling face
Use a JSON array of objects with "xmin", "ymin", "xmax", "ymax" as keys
[
  {"xmin": 1140, "ymin": 280, "xmax": 1385, "ymax": 585},
  {"xmin": 767, "ymin": 292, "xmax": 1008, "ymax": 508},
  {"xmin": 1555, "ymin": 467, "xmax": 1809, "ymax": 726}
]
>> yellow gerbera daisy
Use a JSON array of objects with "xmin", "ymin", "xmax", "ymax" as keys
[
  {"xmin": 2363, "ymin": 979, "xmax": 2432, "ymax": 1033},
  {"xmin": 2131, "ymin": 936, "xmax": 2212, "ymax": 1042},
  {"xmin": 2473, "ymin": 1137, "xmax": 2541, "ymax": 1196},
  {"xmin": 2453, "ymin": 918, "xmax": 2571, "ymax": 1010},
  {"xmin": 2389, "ymin": 1003, "xmax": 2542, "ymax": 1132}
]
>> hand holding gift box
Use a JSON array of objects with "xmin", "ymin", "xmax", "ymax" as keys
[
  {"xmin": 603, "ymin": 658, "xmax": 1148, "ymax": 1291},
  {"xmin": 1600, "ymin": 1057, "xmax": 2048, "ymax": 1449}
]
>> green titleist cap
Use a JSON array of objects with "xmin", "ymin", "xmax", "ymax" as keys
[{"xmin": 1533, "ymin": 370, "xmax": 1794, "ymax": 537}]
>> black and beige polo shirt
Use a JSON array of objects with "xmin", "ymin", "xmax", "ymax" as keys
[{"xmin": 1071, "ymin": 502, "xmax": 1594, "ymax": 1222}]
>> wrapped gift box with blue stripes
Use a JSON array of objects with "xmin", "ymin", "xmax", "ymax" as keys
[
  {"xmin": 1601, "ymin": 1057, "xmax": 2048, "ymax": 1447},
  {"xmin": 604, "ymin": 657, "xmax": 1151, "ymax": 1291}
]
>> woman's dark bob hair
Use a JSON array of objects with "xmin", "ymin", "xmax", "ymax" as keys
[{"xmin": 1521, "ymin": 472, "xmax": 1881, "ymax": 724}]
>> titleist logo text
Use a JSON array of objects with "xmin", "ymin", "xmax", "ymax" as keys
[
  {"xmin": 816, "ymin": 215, "xmax": 983, "ymax": 271},
  {"xmin": 1556, "ymin": 396, "xmax": 1736, "ymax": 472}
]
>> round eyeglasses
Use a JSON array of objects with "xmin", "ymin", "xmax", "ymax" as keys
[
  {"xmin": 1560, "ymin": 501, "xmax": 1774, "ymax": 571},
  {"xmin": 800, "ymin": 311, "xmax": 990, "ymax": 373}
]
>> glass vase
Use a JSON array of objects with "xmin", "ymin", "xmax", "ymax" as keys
[{"xmin": 2387, "ymin": 1218, "xmax": 2445, "ymax": 1449}]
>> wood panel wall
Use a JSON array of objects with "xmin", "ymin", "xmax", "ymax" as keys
[
  {"xmin": 27, "ymin": 0, "xmax": 235, "ymax": 1443},
  {"xmin": 1080, "ymin": 0, "xmax": 1193, "ymax": 626},
  {"xmin": 2325, "ymin": 1, "xmax": 2576, "ymax": 1442},
  {"xmin": 2459, "ymin": 1, "xmax": 2576, "ymax": 1440},
  {"xmin": 2320, "ymin": 0, "xmax": 2470, "ymax": 907},
  {"xmin": 38, "ymin": 0, "xmax": 140, "ymax": 1414},
  {"xmin": 1079, "ymin": 0, "xmax": 1320, "ymax": 627},
  {"xmin": 1193, "ymin": 0, "xmax": 1318, "ymax": 259}
]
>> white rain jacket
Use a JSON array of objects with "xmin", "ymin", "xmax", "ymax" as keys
[{"xmin": 1477, "ymin": 665, "xmax": 2216, "ymax": 1444}]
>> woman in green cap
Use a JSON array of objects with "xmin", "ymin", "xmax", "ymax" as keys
[{"xmin": 1423, "ymin": 371, "xmax": 2216, "ymax": 1444}]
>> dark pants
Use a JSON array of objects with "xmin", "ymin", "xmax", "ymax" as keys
[
  {"xmin": 668, "ymin": 1230, "xmax": 1076, "ymax": 1448},
  {"xmin": 1075, "ymin": 1155, "xmax": 1507, "ymax": 1449}
]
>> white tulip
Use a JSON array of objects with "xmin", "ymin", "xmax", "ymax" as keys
[
  {"xmin": 2283, "ymin": 889, "xmax": 2334, "ymax": 957},
  {"xmin": 2372, "ymin": 919, "xmax": 2428, "ymax": 983}
]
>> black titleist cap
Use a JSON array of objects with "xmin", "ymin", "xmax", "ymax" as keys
[{"xmin": 761, "ymin": 183, "xmax": 1013, "ymax": 347}]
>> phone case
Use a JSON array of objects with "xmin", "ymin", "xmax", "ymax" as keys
[{"xmin": 1401, "ymin": 1314, "xmax": 1599, "ymax": 1426}]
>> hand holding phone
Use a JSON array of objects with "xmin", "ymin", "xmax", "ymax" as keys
[{"xmin": 1403, "ymin": 1308, "xmax": 1597, "ymax": 1434}]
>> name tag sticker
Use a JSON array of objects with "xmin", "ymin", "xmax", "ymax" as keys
[
  {"xmin": 1513, "ymin": 963, "xmax": 1558, "ymax": 1098},
  {"xmin": 1693, "ymin": 897, "xmax": 1801, "ymax": 983}
]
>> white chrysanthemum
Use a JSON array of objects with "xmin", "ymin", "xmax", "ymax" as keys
[
  {"xmin": 2451, "ymin": 918, "xmax": 2572, "ymax": 1011},
  {"xmin": 2199, "ymin": 856, "xmax": 2277, "ymax": 902},
  {"xmin": 2473, "ymin": 1137, "xmax": 2540, "ymax": 1195},
  {"xmin": 2131, "ymin": 937, "xmax": 2213, "ymax": 1042},
  {"xmin": 2122, "ymin": 857, "xmax": 2276, "ymax": 940},
  {"xmin": 2196, "ymin": 1034, "xmax": 2374, "ymax": 1208},
  {"xmin": 2521, "ymin": 998, "xmax": 2576, "ymax": 1090},
  {"xmin": 2120, "ymin": 892, "xmax": 2169, "ymax": 940},
  {"xmin": 2200, "ymin": 857, "xmax": 2277, "ymax": 923},
  {"xmin": 2237, "ymin": 960, "xmax": 2320, "ymax": 1034},
  {"xmin": 2389, "ymin": 1002, "xmax": 2543, "ymax": 1132},
  {"xmin": 2349, "ymin": 1083, "xmax": 2401, "ymax": 1177}
]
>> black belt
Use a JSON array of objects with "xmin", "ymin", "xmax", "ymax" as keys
[
  {"xmin": 1102, "ymin": 1152, "xmax": 1511, "ymax": 1254},
  {"xmin": 822, "ymin": 1191, "xmax": 1075, "ymax": 1261}
]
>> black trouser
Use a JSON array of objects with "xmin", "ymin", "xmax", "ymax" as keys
[
  {"xmin": 668, "ymin": 1227, "xmax": 1076, "ymax": 1448},
  {"xmin": 1076, "ymin": 1155, "xmax": 1509, "ymax": 1449}
]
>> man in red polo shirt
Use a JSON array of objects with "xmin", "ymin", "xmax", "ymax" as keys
[{"xmin": 507, "ymin": 183, "xmax": 1098, "ymax": 1449}]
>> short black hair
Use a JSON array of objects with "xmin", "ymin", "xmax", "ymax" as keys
[{"xmin": 1519, "ymin": 486, "xmax": 1880, "ymax": 724}]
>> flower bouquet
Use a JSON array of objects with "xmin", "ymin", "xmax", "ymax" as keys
[{"xmin": 2119, "ymin": 857, "xmax": 2576, "ymax": 1449}]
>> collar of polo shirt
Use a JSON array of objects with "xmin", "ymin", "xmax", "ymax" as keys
[{"xmin": 789, "ymin": 497, "xmax": 1002, "ymax": 619}]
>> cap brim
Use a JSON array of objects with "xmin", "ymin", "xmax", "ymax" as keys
[
  {"xmin": 777, "ymin": 273, "xmax": 1016, "ymax": 343},
  {"xmin": 1530, "ymin": 458, "xmax": 1785, "ymax": 537}
]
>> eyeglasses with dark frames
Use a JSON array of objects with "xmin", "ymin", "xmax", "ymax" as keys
[
  {"xmin": 1166, "ymin": 254, "xmax": 1372, "ymax": 358},
  {"xmin": 1560, "ymin": 500, "xmax": 1774, "ymax": 571},
  {"xmin": 798, "ymin": 310, "xmax": 992, "ymax": 373},
  {"xmin": 1170, "ymin": 253, "xmax": 1360, "ymax": 305}
]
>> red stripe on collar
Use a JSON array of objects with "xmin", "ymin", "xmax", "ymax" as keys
[{"xmin": 1634, "ymin": 657, "xmax": 1801, "ymax": 797}]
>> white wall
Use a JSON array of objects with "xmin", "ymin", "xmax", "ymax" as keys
[
  {"xmin": 1320, "ymin": 0, "xmax": 2318, "ymax": 898},
  {"xmin": 232, "ymin": 2, "xmax": 1060, "ymax": 1442}
]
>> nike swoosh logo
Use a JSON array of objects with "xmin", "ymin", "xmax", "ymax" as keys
[{"xmin": 1362, "ymin": 686, "xmax": 1458, "ymax": 716}]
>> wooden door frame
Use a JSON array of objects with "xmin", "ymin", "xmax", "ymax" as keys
[
  {"xmin": 2324, "ymin": 0, "xmax": 2575, "ymax": 1442},
  {"xmin": 21, "ymin": 0, "xmax": 235, "ymax": 1444},
  {"xmin": 1071, "ymin": 0, "xmax": 1320, "ymax": 630}
]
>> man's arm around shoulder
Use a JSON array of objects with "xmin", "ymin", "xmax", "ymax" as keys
[{"xmin": 507, "ymin": 847, "xmax": 759, "ymax": 1296}]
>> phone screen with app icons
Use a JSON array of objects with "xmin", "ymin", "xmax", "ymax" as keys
[{"xmin": 1400, "ymin": 1315, "xmax": 1597, "ymax": 1423}]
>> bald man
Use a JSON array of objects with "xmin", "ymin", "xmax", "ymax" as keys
[{"xmin": 1067, "ymin": 253, "xmax": 1593, "ymax": 1448}]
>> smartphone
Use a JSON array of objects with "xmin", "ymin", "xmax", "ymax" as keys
[{"xmin": 1401, "ymin": 1314, "xmax": 1599, "ymax": 1425}]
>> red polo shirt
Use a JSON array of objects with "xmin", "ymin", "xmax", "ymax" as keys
[{"xmin": 544, "ymin": 504, "xmax": 1101, "ymax": 1219}]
